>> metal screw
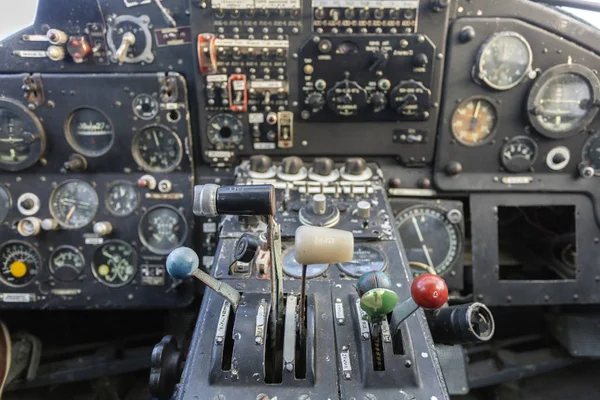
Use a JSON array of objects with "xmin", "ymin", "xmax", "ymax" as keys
[
  {"xmin": 255, "ymin": 337, "xmax": 263, "ymax": 345},
  {"xmin": 342, "ymin": 345, "xmax": 348, "ymax": 351},
  {"xmin": 285, "ymin": 362, "xmax": 294, "ymax": 372},
  {"xmin": 338, "ymin": 319, "xmax": 344, "ymax": 324},
  {"xmin": 343, "ymin": 372, "xmax": 351, "ymax": 380},
  {"xmin": 216, "ymin": 337, "xmax": 223, "ymax": 344},
  {"xmin": 362, "ymin": 333, "xmax": 369, "ymax": 340},
  {"xmin": 213, "ymin": 395, "xmax": 226, "ymax": 400},
  {"xmin": 256, "ymin": 394, "xmax": 269, "ymax": 400}
]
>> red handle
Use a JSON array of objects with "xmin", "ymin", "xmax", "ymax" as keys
[{"xmin": 410, "ymin": 274, "xmax": 448, "ymax": 310}]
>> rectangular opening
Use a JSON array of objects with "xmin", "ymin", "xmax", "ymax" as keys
[
  {"xmin": 370, "ymin": 324, "xmax": 385, "ymax": 371},
  {"xmin": 264, "ymin": 298, "xmax": 284, "ymax": 384},
  {"xmin": 295, "ymin": 294, "xmax": 307, "ymax": 379},
  {"xmin": 389, "ymin": 312, "xmax": 405, "ymax": 355},
  {"xmin": 221, "ymin": 304, "xmax": 235, "ymax": 371},
  {"xmin": 497, "ymin": 206, "xmax": 576, "ymax": 281}
]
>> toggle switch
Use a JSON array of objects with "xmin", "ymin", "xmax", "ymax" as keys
[{"xmin": 93, "ymin": 222, "xmax": 113, "ymax": 236}]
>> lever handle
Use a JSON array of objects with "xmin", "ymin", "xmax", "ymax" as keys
[
  {"xmin": 294, "ymin": 226, "xmax": 354, "ymax": 265},
  {"xmin": 193, "ymin": 184, "xmax": 276, "ymax": 217},
  {"xmin": 166, "ymin": 247, "xmax": 241, "ymax": 310},
  {"xmin": 390, "ymin": 274, "xmax": 448, "ymax": 327},
  {"xmin": 356, "ymin": 271, "xmax": 399, "ymax": 323},
  {"xmin": 116, "ymin": 32, "xmax": 135, "ymax": 63}
]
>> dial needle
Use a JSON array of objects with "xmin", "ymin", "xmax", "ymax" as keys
[
  {"xmin": 412, "ymin": 217, "xmax": 435, "ymax": 269},
  {"xmin": 153, "ymin": 131, "xmax": 160, "ymax": 147},
  {"xmin": 66, "ymin": 205, "xmax": 76, "ymax": 220}
]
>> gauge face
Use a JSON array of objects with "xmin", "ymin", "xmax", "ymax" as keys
[
  {"xmin": 92, "ymin": 241, "xmax": 137, "ymax": 287},
  {"xmin": 107, "ymin": 15, "xmax": 152, "ymax": 63},
  {"xmin": 451, "ymin": 98, "xmax": 498, "ymax": 146},
  {"xmin": 476, "ymin": 32, "xmax": 532, "ymax": 90},
  {"xmin": 0, "ymin": 185, "xmax": 10, "ymax": 223},
  {"xmin": 282, "ymin": 247, "xmax": 329, "ymax": 278},
  {"xmin": 66, "ymin": 108, "xmax": 115, "ymax": 157},
  {"xmin": 106, "ymin": 181, "xmax": 139, "ymax": 217},
  {"xmin": 582, "ymin": 132, "xmax": 600, "ymax": 174},
  {"xmin": 0, "ymin": 241, "xmax": 41, "ymax": 287},
  {"xmin": 50, "ymin": 180, "xmax": 99, "ymax": 229},
  {"xmin": 206, "ymin": 114, "xmax": 244, "ymax": 148},
  {"xmin": 0, "ymin": 99, "xmax": 45, "ymax": 172},
  {"xmin": 138, "ymin": 206, "xmax": 187, "ymax": 255},
  {"xmin": 528, "ymin": 68, "xmax": 599, "ymax": 138},
  {"xmin": 501, "ymin": 136, "xmax": 538, "ymax": 173},
  {"xmin": 132, "ymin": 125, "xmax": 182, "ymax": 173},
  {"xmin": 49, "ymin": 246, "xmax": 84, "ymax": 281},
  {"xmin": 335, "ymin": 245, "xmax": 387, "ymax": 278},
  {"xmin": 132, "ymin": 94, "xmax": 159, "ymax": 120},
  {"xmin": 395, "ymin": 206, "xmax": 462, "ymax": 276}
]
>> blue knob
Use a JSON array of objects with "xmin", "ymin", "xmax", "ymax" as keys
[{"xmin": 166, "ymin": 247, "xmax": 199, "ymax": 279}]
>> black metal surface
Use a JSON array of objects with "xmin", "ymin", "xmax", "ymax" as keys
[{"xmin": 216, "ymin": 185, "xmax": 276, "ymax": 216}]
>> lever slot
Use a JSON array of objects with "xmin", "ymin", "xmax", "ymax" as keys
[
  {"xmin": 295, "ymin": 294, "xmax": 307, "ymax": 379},
  {"xmin": 221, "ymin": 303, "xmax": 236, "ymax": 371},
  {"xmin": 370, "ymin": 324, "xmax": 386, "ymax": 371}
]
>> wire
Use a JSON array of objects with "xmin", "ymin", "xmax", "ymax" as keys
[
  {"xmin": 530, "ymin": 0, "xmax": 600, "ymax": 12},
  {"xmin": 409, "ymin": 261, "xmax": 437, "ymax": 275}
]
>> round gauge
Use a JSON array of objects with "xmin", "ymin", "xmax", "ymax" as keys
[
  {"xmin": 582, "ymin": 132, "xmax": 600, "ymax": 174},
  {"xmin": 132, "ymin": 125, "xmax": 183, "ymax": 173},
  {"xmin": 451, "ymin": 97, "xmax": 498, "ymax": 146},
  {"xmin": 282, "ymin": 247, "xmax": 329, "ymax": 278},
  {"xmin": 106, "ymin": 15, "xmax": 153, "ymax": 64},
  {"xmin": 106, "ymin": 181, "xmax": 139, "ymax": 217},
  {"xmin": 49, "ymin": 246, "xmax": 84, "ymax": 281},
  {"xmin": 50, "ymin": 180, "xmax": 99, "ymax": 229},
  {"xmin": 65, "ymin": 108, "xmax": 115, "ymax": 157},
  {"xmin": 395, "ymin": 205, "xmax": 462, "ymax": 277},
  {"xmin": 474, "ymin": 31, "xmax": 532, "ymax": 90},
  {"xmin": 206, "ymin": 114, "xmax": 244, "ymax": 148},
  {"xmin": 0, "ymin": 185, "xmax": 11, "ymax": 223},
  {"xmin": 335, "ymin": 245, "xmax": 387, "ymax": 278},
  {"xmin": 500, "ymin": 136, "xmax": 538, "ymax": 173},
  {"xmin": 0, "ymin": 241, "xmax": 41, "ymax": 287},
  {"xmin": 527, "ymin": 64, "xmax": 600, "ymax": 138},
  {"xmin": 0, "ymin": 98, "xmax": 46, "ymax": 172},
  {"xmin": 132, "ymin": 94, "xmax": 159, "ymax": 120},
  {"xmin": 92, "ymin": 240, "xmax": 137, "ymax": 287},
  {"xmin": 138, "ymin": 206, "xmax": 188, "ymax": 255}
]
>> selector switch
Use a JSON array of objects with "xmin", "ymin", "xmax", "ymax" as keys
[
  {"xmin": 306, "ymin": 92, "xmax": 325, "ymax": 111},
  {"xmin": 357, "ymin": 201, "xmax": 371, "ymax": 219},
  {"xmin": 413, "ymin": 53, "xmax": 429, "ymax": 68},
  {"xmin": 250, "ymin": 155, "xmax": 273, "ymax": 173},
  {"xmin": 313, "ymin": 194, "xmax": 327, "ymax": 215},
  {"xmin": 281, "ymin": 156, "xmax": 304, "ymax": 175},
  {"xmin": 344, "ymin": 157, "xmax": 367, "ymax": 176},
  {"xmin": 312, "ymin": 157, "xmax": 335, "ymax": 176},
  {"xmin": 370, "ymin": 92, "xmax": 387, "ymax": 112}
]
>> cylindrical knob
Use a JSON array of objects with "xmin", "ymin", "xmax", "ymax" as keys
[
  {"xmin": 281, "ymin": 156, "xmax": 303, "ymax": 175},
  {"xmin": 370, "ymin": 92, "xmax": 387, "ymax": 111},
  {"xmin": 41, "ymin": 219, "xmax": 59, "ymax": 231},
  {"xmin": 427, "ymin": 302, "xmax": 495, "ymax": 344},
  {"xmin": 47, "ymin": 29, "xmax": 68, "ymax": 44},
  {"xmin": 579, "ymin": 163, "xmax": 595, "ymax": 178},
  {"xmin": 138, "ymin": 175, "xmax": 157, "ymax": 190},
  {"xmin": 357, "ymin": 201, "xmax": 371, "ymax": 218},
  {"xmin": 234, "ymin": 233, "xmax": 261, "ymax": 263},
  {"xmin": 250, "ymin": 155, "xmax": 273, "ymax": 173},
  {"xmin": 294, "ymin": 226, "xmax": 354, "ymax": 265},
  {"xmin": 413, "ymin": 53, "xmax": 428, "ymax": 68},
  {"xmin": 63, "ymin": 154, "xmax": 87, "ymax": 172},
  {"xmin": 193, "ymin": 184, "xmax": 276, "ymax": 217},
  {"xmin": 344, "ymin": 157, "xmax": 367, "ymax": 175},
  {"xmin": 93, "ymin": 222, "xmax": 113, "ymax": 236},
  {"xmin": 313, "ymin": 194, "xmax": 327, "ymax": 215},
  {"xmin": 411, "ymin": 274, "xmax": 449, "ymax": 309},
  {"xmin": 47, "ymin": 45, "xmax": 65, "ymax": 61},
  {"xmin": 312, "ymin": 157, "xmax": 335, "ymax": 176},
  {"xmin": 17, "ymin": 217, "xmax": 41, "ymax": 237}
]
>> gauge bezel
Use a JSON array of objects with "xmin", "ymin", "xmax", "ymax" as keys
[
  {"xmin": 0, "ymin": 185, "xmax": 12, "ymax": 224},
  {"xmin": 106, "ymin": 14, "xmax": 154, "ymax": 64},
  {"xmin": 48, "ymin": 245, "xmax": 85, "ymax": 281},
  {"xmin": 92, "ymin": 240, "xmax": 138, "ymax": 288},
  {"xmin": 527, "ymin": 63, "xmax": 600, "ymax": 139},
  {"xmin": 0, "ymin": 97, "xmax": 46, "ymax": 172},
  {"xmin": 206, "ymin": 113, "xmax": 244, "ymax": 147},
  {"xmin": 451, "ymin": 96, "xmax": 498, "ymax": 147},
  {"xmin": 581, "ymin": 131, "xmax": 600, "ymax": 175},
  {"xmin": 105, "ymin": 180, "xmax": 140, "ymax": 217},
  {"xmin": 49, "ymin": 179, "xmax": 99, "ymax": 229},
  {"xmin": 474, "ymin": 31, "xmax": 533, "ymax": 91},
  {"xmin": 138, "ymin": 205, "xmax": 188, "ymax": 255},
  {"xmin": 334, "ymin": 244, "xmax": 388, "ymax": 278},
  {"xmin": 132, "ymin": 124, "xmax": 183, "ymax": 173},
  {"xmin": 132, "ymin": 93, "xmax": 159, "ymax": 120},
  {"xmin": 0, "ymin": 240, "xmax": 42, "ymax": 287},
  {"xmin": 500, "ymin": 135, "xmax": 539, "ymax": 173},
  {"xmin": 394, "ymin": 204, "xmax": 463, "ymax": 277},
  {"xmin": 64, "ymin": 106, "xmax": 115, "ymax": 157}
]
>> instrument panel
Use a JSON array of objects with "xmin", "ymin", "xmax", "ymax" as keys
[{"xmin": 0, "ymin": 73, "xmax": 194, "ymax": 309}]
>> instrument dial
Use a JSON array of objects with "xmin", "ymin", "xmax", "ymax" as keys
[
  {"xmin": 106, "ymin": 181, "xmax": 139, "ymax": 217},
  {"xmin": 0, "ymin": 241, "xmax": 41, "ymax": 287},
  {"xmin": 501, "ymin": 136, "xmax": 538, "ymax": 173},
  {"xmin": 0, "ymin": 185, "xmax": 10, "ymax": 223},
  {"xmin": 50, "ymin": 180, "xmax": 99, "ymax": 229},
  {"xmin": 282, "ymin": 247, "xmax": 329, "ymax": 278},
  {"xmin": 527, "ymin": 64, "xmax": 600, "ymax": 138},
  {"xmin": 49, "ymin": 246, "xmax": 85, "ymax": 281},
  {"xmin": 132, "ymin": 94, "xmax": 159, "ymax": 120},
  {"xmin": 395, "ymin": 205, "xmax": 462, "ymax": 277},
  {"xmin": 475, "ymin": 31, "xmax": 532, "ymax": 90},
  {"xmin": 335, "ymin": 245, "xmax": 387, "ymax": 278},
  {"xmin": 451, "ymin": 97, "xmax": 498, "ymax": 146},
  {"xmin": 0, "ymin": 98, "xmax": 46, "ymax": 172},
  {"xmin": 132, "ymin": 125, "xmax": 183, "ymax": 173},
  {"xmin": 138, "ymin": 206, "xmax": 187, "ymax": 255},
  {"xmin": 65, "ymin": 108, "xmax": 115, "ymax": 157},
  {"xmin": 582, "ymin": 132, "xmax": 600, "ymax": 175},
  {"xmin": 92, "ymin": 240, "xmax": 137, "ymax": 287},
  {"xmin": 206, "ymin": 114, "xmax": 244, "ymax": 148}
]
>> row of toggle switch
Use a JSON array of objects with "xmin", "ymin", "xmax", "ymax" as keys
[{"xmin": 248, "ymin": 155, "xmax": 371, "ymax": 178}]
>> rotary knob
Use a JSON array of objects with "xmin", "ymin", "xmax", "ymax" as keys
[
  {"xmin": 306, "ymin": 92, "xmax": 325, "ymax": 111},
  {"xmin": 344, "ymin": 157, "xmax": 367, "ymax": 175},
  {"xmin": 326, "ymin": 80, "xmax": 367, "ymax": 117},
  {"xmin": 370, "ymin": 92, "xmax": 388, "ymax": 112},
  {"xmin": 250, "ymin": 155, "xmax": 273, "ymax": 173},
  {"xmin": 389, "ymin": 80, "xmax": 431, "ymax": 119},
  {"xmin": 312, "ymin": 157, "xmax": 335, "ymax": 176},
  {"xmin": 281, "ymin": 156, "xmax": 304, "ymax": 175}
]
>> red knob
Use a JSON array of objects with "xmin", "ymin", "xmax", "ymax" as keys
[
  {"xmin": 137, "ymin": 178, "xmax": 148, "ymax": 188},
  {"xmin": 410, "ymin": 274, "xmax": 448, "ymax": 310}
]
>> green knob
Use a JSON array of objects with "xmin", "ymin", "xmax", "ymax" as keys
[{"xmin": 359, "ymin": 288, "xmax": 399, "ymax": 322}]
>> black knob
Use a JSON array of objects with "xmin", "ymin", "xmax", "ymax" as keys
[
  {"xmin": 250, "ymin": 155, "xmax": 273, "ymax": 173},
  {"xmin": 413, "ymin": 53, "xmax": 428, "ymax": 68},
  {"xmin": 345, "ymin": 157, "xmax": 367, "ymax": 175},
  {"xmin": 459, "ymin": 26, "xmax": 476, "ymax": 43},
  {"xmin": 553, "ymin": 153, "xmax": 566, "ymax": 164},
  {"xmin": 20, "ymin": 198, "xmax": 34, "ymax": 210},
  {"xmin": 234, "ymin": 233, "xmax": 260, "ymax": 263},
  {"xmin": 306, "ymin": 92, "xmax": 325, "ymax": 110},
  {"xmin": 149, "ymin": 336, "xmax": 182, "ymax": 400},
  {"xmin": 313, "ymin": 157, "xmax": 335, "ymax": 176},
  {"xmin": 445, "ymin": 161, "xmax": 463, "ymax": 176},
  {"xmin": 431, "ymin": 0, "xmax": 449, "ymax": 12},
  {"xmin": 370, "ymin": 92, "xmax": 387, "ymax": 111},
  {"xmin": 63, "ymin": 154, "xmax": 87, "ymax": 172},
  {"xmin": 281, "ymin": 156, "xmax": 304, "ymax": 175}
]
